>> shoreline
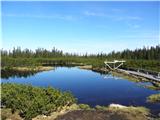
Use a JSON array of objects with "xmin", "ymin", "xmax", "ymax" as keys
[
  {"xmin": 1, "ymin": 103, "xmax": 151, "ymax": 120},
  {"xmin": 2, "ymin": 66, "xmax": 54, "ymax": 72},
  {"xmin": 1, "ymin": 66, "xmax": 55, "ymax": 79},
  {"xmin": 33, "ymin": 103, "xmax": 150, "ymax": 120},
  {"xmin": 2, "ymin": 65, "xmax": 160, "ymax": 88},
  {"xmin": 1, "ymin": 67, "xmax": 160, "ymax": 120},
  {"xmin": 78, "ymin": 65, "xmax": 160, "ymax": 83},
  {"xmin": 77, "ymin": 65, "xmax": 160, "ymax": 90}
]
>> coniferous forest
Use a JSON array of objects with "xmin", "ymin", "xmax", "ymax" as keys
[
  {"xmin": 1, "ymin": 45, "xmax": 160, "ymax": 60},
  {"xmin": 1, "ymin": 45, "xmax": 160, "ymax": 72}
]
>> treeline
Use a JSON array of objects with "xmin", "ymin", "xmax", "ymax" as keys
[
  {"xmin": 1, "ymin": 45, "xmax": 160, "ymax": 60},
  {"xmin": 1, "ymin": 45, "xmax": 160, "ymax": 72},
  {"xmin": 1, "ymin": 47, "xmax": 64, "ymax": 58},
  {"xmin": 107, "ymin": 45, "xmax": 160, "ymax": 60}
]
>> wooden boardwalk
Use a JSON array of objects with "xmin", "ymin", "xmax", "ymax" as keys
[{"xmin": 118, "ymin": 69, "xmax": 160, "ymax": 82}]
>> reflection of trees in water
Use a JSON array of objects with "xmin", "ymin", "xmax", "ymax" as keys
[
  {"xmin": 136, "ymin": 81, "xmax": 160, "ymax": 90},
  {"xmin": 1, "ymin": 69, "xmax": 37, "ymax": 79}
]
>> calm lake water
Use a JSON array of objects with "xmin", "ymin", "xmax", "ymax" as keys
[{"xmin": 1, "ymin": 67, "xmax": 160, "ymax": 111}]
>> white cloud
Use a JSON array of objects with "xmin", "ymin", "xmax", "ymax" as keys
[
  {"xmin": 83, "ymin": 10, "xmax": 142, "ymax": 21},
  {"xmin": 84, "ymin": 11, "xmax": 107, "ymax": 17},
  {"xmin": 113, "ymin": 16, "xmax": 142, "ymax": 21},
  {"xmin": 3, "ymin": 10, "xmax": 142, "ymax": 23},
  {"xmin": 127, "ymin": 23, "xmax": 141, "ymax": 29},
  {"xmin": 2, "ymin": 13, "xmax": 75, "ymax": 21},
  {"xmin": 127, "ymin": 16, "xmax": 142, "ymax": 20}
]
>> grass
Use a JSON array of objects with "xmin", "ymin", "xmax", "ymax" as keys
[
  {"xmin": 2, "ymin": 56, "xmax": 160, "ymax": 72},
  {"xmin": 147, "ymin": 93, "xmax": 160, "ymax": 103},
  {"xmin": 145, "ymin": 85, "xmax": 160, "ymax": 90},
  {"xmin": 12, "ymin": 66, "xmax": 54, "ymax": 72},
  {"xmin": 33, "ymin": 103, "xmax": 150, "ymax": 120},
  {"xmin": 1, "ymin": 108, "xmax": 22, "ymax": 120},
  {"xmin": 95, "ymin": 104, "xmax": 150, "ymax": 116},
  {"xmin": 1, "ymin": 105, "xmax": 151, "ymax": 120},
  {"xmin": 107, "ymin": 106, "xmax": 150, "ymax": 116},
  {"xmin": 111, "ymin": 71, "xmax": 152, "ymax": 84},
  {"xmin": 2, "ymin": 66, "xmax": 53, "ymax": 72}
]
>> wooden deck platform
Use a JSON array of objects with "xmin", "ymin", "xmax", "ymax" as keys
[{"xmin": 118, "ymin": 69, "xmax": 160, "ymax": 82}]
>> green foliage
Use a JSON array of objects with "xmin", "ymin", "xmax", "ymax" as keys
[
  {"xmin": 147, "ymin": 93, "xmax": 160, "ymax": 103},
  {"xmin": 107, "ymin": 45, "xmax": 160, "ymax": 60},
  {"xmin": 1, "ymin": 45, "xmax": 160, "ymax": 72},
  {"xmin": 1, "ymin": 83, "xmax": 76, "ymax": 120},
  {"xmin": 95, "ymin": 105, "xmax": 108, "ymax": 110},
  {"xmin": 1, "ymin": 57, "xmax": 38, "ymax": 67},
  {"xmin": 122, "ymin": 60, "xmax": 160, "ymax": 72},
  {"xmin": 78, "ymin": 104, "xmax": 91, "ymax": 110}
]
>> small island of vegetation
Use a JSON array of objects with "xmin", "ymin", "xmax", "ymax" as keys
[{"xmin": 147, "ymin": 93, "xmax": 160, "ymax": 103}]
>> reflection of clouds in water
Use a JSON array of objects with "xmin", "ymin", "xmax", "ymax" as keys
[
  {"xmin": 138, "ymin": 82, "xmax": 153, "ymax": 86},
  {"xmin": 103, "ymin": 74, "xmax": 122, "ymax": 80}
]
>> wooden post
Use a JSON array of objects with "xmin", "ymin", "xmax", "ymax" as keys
[{"xmin": 158, "ymin": 72, "xmax": 160, "ymax": 78}]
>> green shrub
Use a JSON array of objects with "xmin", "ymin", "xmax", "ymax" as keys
[
  {"xmin": 78, "ymin": 104, "xmax": 91, "ymax": 110},
  {"xmin": 1, "ymin": 83, "xmax": 76, "ymax": 120},
  {"xmin": 95, "ymin": 105, "xmax": 108, "ymax": 110},
  {"xmin": 147, "ymin": 93, "xmax": 160, "ymax": 103}
]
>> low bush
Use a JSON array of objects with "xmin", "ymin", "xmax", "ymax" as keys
[
  {"xmin": 78, "ymin": 104, "xmax": 91, "ymax": 110},
  {"xmin": 1, "ymin": 83, "xmax": 76, "ymax": 120},
  {"xmin": 147, "ymin": 93, "xmax": 160, "ymax": 103}
]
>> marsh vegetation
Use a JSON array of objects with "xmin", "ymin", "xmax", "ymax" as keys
[
  {"xmin": 1, "ymin": 83, "xmax": 76, "ymax": 120},
  {"xmin": 1, "ymin": 45, "xmax": 160, "ymax": 120}
]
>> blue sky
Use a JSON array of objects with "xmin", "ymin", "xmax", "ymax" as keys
[{"xmin": 1, "ymin": 1, "xmax": 160, "ymax": 54}]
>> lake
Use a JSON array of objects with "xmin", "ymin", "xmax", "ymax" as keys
[{"xmin": 1, "ymin": 67, "xmax": 160, "ymax": 112}]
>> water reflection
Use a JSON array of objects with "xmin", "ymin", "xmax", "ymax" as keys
[
  {"xmin": 104, "ymin": 74, "xmax": 123, "ymax": 80},
  {"xmin": 1, "ymin": 69, "xmax": 38, "ymax": 79},
  {"xmin": 137, "ymin": 82, "xmax": 160, "ymax": 90},
  {"xmin": 1, "ymin": 67, "xmax": 160, "ymax": 112}
]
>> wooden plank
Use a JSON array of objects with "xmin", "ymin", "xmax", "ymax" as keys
[{"xmin": 118, "ymin": 69, "xmax": 160, "ymax": 82}]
